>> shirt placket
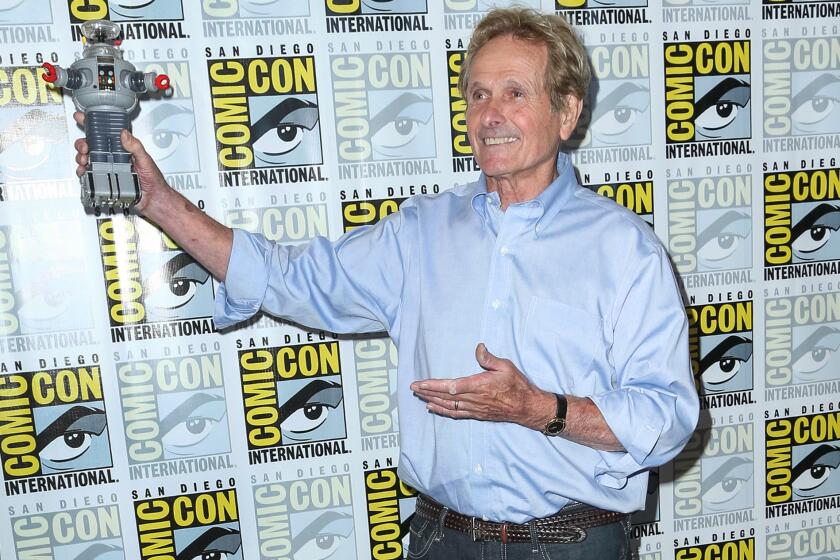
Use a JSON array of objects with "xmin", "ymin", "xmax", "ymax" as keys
[{"xmin": 473, "ymin": 199, "xmax": 534, "ymax": 517}]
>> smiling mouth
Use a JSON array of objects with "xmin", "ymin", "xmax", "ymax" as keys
[{"xmin": 483, "ymin": 137, "xmax": 518, "ymax": 145}]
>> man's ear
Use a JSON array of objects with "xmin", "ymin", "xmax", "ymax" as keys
[{"xmin": 559, "ymin": 95, "xmax": 584, "ymax": 141}]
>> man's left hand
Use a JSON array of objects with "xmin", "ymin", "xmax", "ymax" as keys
[{"xmin": 409, "ymin": 343, "xmax": 555, "ymax": 430}]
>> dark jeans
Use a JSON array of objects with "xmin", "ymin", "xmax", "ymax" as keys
[{"xmin": 406, "ymin": 511, "xmax": 632, "ymax": 560}]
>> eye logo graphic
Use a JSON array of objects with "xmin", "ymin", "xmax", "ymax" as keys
[
  {"xmin": 239, "ymin": 341, "xmax": 350, "ymax": 463},
  {"xmin": 0, "ymin": 366, "xmax": 112, "ymax": 485},
  {"xmin": 687, "ymin": 301, "xmax": 754, "ymax": 406},
  {"xmin": 674, "ymin": 424, "xmax": 754, "ymax": 523},
  {"xmin": 765, "ymin": 411, "xmax": 840, "ymax": 512},
  {"xmin": 664, "ymin": 40, "xmax": 752, "ymax": 158},
  {"xmin": 765, "ymin": 291, "xmax": 840, "ymax": 391},
  {"xmin": 763, "ymin": 166, "xmax": 840, "ymax": 271},
  {"xmin": 331, "ymin": 52, "xmax": 435, "ymax": 164},
  {"xmin": 98, "ymin": 217, "xmax": 215, "ymax": 337},
  {"xmin": 572, "ymin": 44, "xmax": 651, "ymax": 152},
  {"xmin": 208, "ymin": 56, "xmax": 323, "ymax": 181},
  {"xmin": 117, "ymin": 354, "xmax": 231, "ymax": 469},
  {"xmin": 202, "ymin": 0, "xmax": 311, "ymax": 18}
]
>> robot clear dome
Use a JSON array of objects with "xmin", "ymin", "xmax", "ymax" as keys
[{"xmin": 80, "ymin": 20, "xmax": 121, "ymax": 43}]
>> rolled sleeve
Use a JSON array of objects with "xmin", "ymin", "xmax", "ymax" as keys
[
  {"xmin": 213, "ymin": 229, "xmax": 274, "ymax": 329},
  {"xmin": 591, "ymin": 243, "xmax": 699, "ymax": 487},
  {"xmin": 213, "ymin": 209, "xmax": 412, "ymax": 333}
]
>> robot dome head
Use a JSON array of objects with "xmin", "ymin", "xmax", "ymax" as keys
[{"xmin": 81, "ymin": 20, "xmax": 121, "ymax": 44}]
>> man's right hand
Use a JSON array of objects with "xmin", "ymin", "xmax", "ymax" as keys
[
  {"xmin": 72, "ymin": 111, "xmax": 234, "ymax": 281},
  {"xmin": 72, "ymin": 111, "xmax": 170, "ymax": 215}
]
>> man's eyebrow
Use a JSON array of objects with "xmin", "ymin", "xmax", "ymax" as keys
[
  {"xmin": 793, "ymin": 73, "xmax": 840, "ymax": 110},
  {"xmin": 694, "ymin": 77, "xmax": 750, "ymax": 116}
]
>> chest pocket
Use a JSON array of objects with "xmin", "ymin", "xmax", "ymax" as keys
[{"xmin": 522, "ymin": 296, "xmax": 603, "ymax": 394}]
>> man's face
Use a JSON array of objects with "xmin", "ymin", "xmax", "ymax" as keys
[{"xmin": 465, "ymin": 35, "xmax": 578, "ymax": 187}]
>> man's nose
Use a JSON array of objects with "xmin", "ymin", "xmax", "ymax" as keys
[{"xmin": 481, "ymin": 97, "xmax": 505, "ymax": 127}]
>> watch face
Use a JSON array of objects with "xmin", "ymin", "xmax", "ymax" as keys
[{"xmin": 545, "ymin": 418, "xmax": 566, "ymax": 435}]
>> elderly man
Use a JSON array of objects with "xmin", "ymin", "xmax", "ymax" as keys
[{"xmin": 74, "ymin": 8, "xmax": 697, "ymax": 560}]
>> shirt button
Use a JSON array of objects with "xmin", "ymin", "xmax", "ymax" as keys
[
  {"xmin": 500, "ymin": 246, "xmax": 509, "ymax": 255},
  {"xmin": 491, "ymin": 299, "xmax": 501, "ymax": 309},
  {"xmin": 474, "ymin": 464, "xmax": 482, "ymax": 474}
]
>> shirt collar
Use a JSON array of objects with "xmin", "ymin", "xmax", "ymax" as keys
[{"xmin": 470, "ymin": 151, "xmax": 577, "ymax": 236}]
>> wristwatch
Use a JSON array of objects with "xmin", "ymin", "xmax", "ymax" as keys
[{"xmin": 543, "ymin": 393, "xmax": 567, "ymax": 436}]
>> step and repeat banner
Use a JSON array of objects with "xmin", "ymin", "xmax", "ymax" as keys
[{"xmin": 0, "ymin": 1, "xmax": 839, "ymax": 559}]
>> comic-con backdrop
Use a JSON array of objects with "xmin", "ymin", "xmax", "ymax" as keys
[{"xmin": 0, "ymin": 1, "xmax": 839, "ymax": 559}]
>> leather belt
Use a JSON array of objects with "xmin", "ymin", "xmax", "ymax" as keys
[{"xmin": 414, "ymin": 494, "xmax": 627, "ymax": 544}]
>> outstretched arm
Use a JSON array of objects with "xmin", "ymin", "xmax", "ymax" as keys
[{"xmin": 73, "ymin": 113, "xmax": 233, "ymax": 281}]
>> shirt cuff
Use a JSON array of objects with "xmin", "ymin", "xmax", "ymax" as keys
[
  {"xmin": 589, "ymin": 389, "xmax": 666, "ymax": 488},
  {"xmin": 212, "ymin": 228, "xmax": 271, "ymax": 329}
]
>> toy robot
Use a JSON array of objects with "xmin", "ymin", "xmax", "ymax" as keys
[{"xmin": 41, "ymin": 19, "xmax": 170, "ymax": 215}]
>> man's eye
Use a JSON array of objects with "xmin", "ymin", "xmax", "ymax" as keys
[
  {"xmin": 793, "ymin": 346, "xmax": 836, "ymax": 376},
  {"xmin": 792, "ymin": 225, "xmax": 836, "ymax": 255},
  {"xmin": 41, "ymin": 431, "xmax": 94, "ymax": 462}
]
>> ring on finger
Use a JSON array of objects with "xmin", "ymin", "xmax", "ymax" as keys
[{"xmin": 454, "ymin": 400, "xmax": 459, "ymax": 411}]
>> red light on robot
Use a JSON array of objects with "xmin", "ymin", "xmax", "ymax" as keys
[
  {"xmin": 41, "ymin": 62, "xmax": 58, "ymax": 83},
  {"xmin": 155, "ymin": 74, "xmax": 170, "ymax": 90}
]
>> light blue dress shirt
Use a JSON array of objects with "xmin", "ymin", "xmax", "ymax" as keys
[{"xmin": 215, "ymin": 152, "xmax": 699, "ymax": 523}]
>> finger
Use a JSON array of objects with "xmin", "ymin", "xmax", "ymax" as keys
[
  {"xmin": 119, "ymin": 129, "xmax": 149, "ymax": 159},
  {"xmin": 75, "ymin": 151, "xmax": 87, "ymax": 166},
  {"xmin": 475, "ymin": 342, "xmax": 504, "ymax": 372},
  {"xmin": 73, "ymin": 137, "xmax": 89, "ymax": 154},
  {"xmin": 424, "ymin": 399, "xmax": 470, "ymax": 419},
  {"xmin": 73, "ymin": 111, "xmax": 85, "ymax": 127},
  {"xmin": 411, "ymin": 378, "xmax": 459, "ymax": 395}
]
